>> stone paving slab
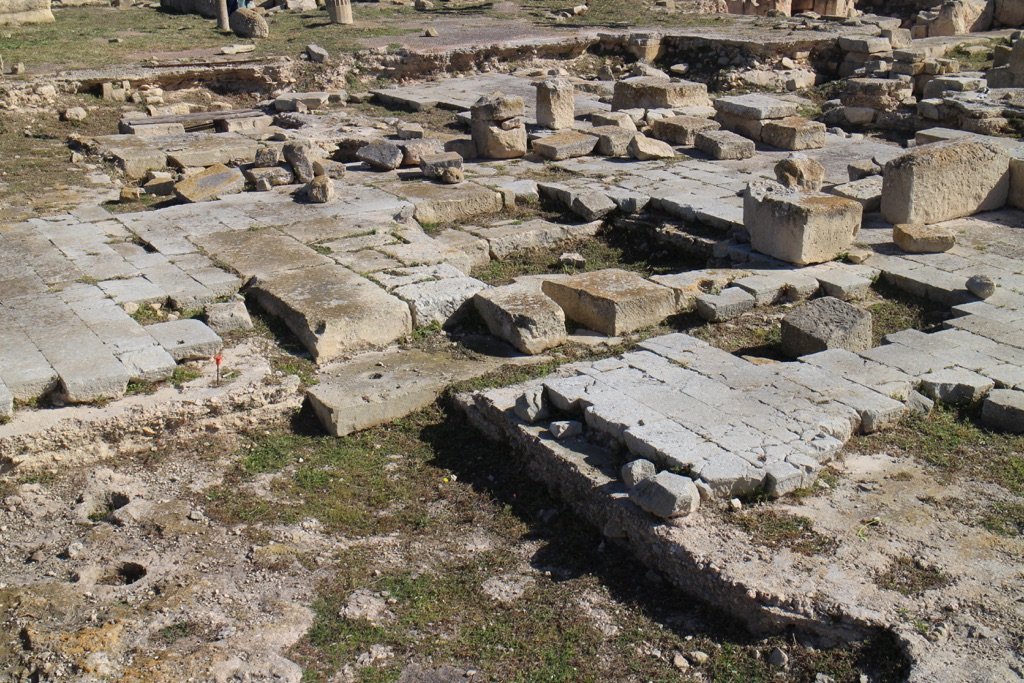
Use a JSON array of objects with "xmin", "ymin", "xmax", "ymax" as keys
[
  {"xmin": 194, "ymin": 229, "xmax": 334, "ymax": 282},
  {"xmin": 0, "ymin": 327, "xmax": 60, "ymax": 401}
]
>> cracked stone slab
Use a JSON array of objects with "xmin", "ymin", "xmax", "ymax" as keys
[{"xmin": 147, "ymin": 319, "xmax": 223, "ymax": 362}]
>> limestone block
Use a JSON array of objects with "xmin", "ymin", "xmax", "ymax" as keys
[
  {"xmin": 398, "ymin": 138, "xmax": 444, "ymax": 167},
  {"xmin": 229, "ymin": 8, "xmax": 269, "ymax": 39},
  {"xmin": 621, "ymin": 459, "xmax": 657, "ymax": 488},
  {"xmin": 928, "ymin": 0, "xmax": 993, "ymax": 36},
  {"xmin": 0, "ymin": 0, "xmax": 54, "ymax": 24},
  {"xmin": 761, "ymin": 118, "xmax": 826, "ymax": 151},
  {"xmin": 814, "ymin": 268, "xmax": 872, "ymax": 301},
  {"xmin": 471, "ymin": 92, "xmax": 526, "ymax": 121},
  {"xmin": 893, "ymin": 223, "xmax": 956, "ymax": 253},
  {"xmin": 357, "ymin": 140, "xmax": 404, "ymax": 171},
  {"xmin": 650, "ymin": 116, "xmax": 720, "ymax": 146},
  {"xmin": 996, "ymin": 0, "xmax": 1024, "ymax": 25},
  {"xmin": 305, "ymin": 175, "xmax": 335, "ymax": 203},
  {"xmin": 982, "ymin": 389, "xmax": 1024, "ymax": 433},
  {"xmin": 393, "ymin": 277, "xmax": 486, "ymax": 328},
  {"xmin": 881, "ymin": 139, "xmax": 1010, "ymax": 225},
  {"xmin": 919, "ymin": 368, "xmax": 995, "ymax": 405},
  {"xmin": 714, "ymin": 111, "xmax": 763, "ymax": 141},
  {"xmin": 745, "ymin": 181, "xmax": 863, "ymax": 266},
  {"xmin": 173, "ymin": 164, "xmax": 244, "ymax": 203},
  {"xmin": 775, "ymin": 154, "xmax": 825, "ymax": 191},
  {"xmin": 840, "ymin": 78, "xmax": 913, "ymax": 110},
  {"xmin": 571, "ymin": 192, "xmax": 617, "ymax": 221},
  {"xmin": 243, "ymin": 165, "xmax": 295, "ymax": 187},
  {"xmin": 627, "ymin": 134, "xmax": 676, "ymax": 160},
  {"xmin": 204, "ymin": 299, "xmax": 253, "ymax": 334},
  {"xmin": 0, "ymin": 378, "xmax": 12, "ymax": 420},
  {"xmin": 628, "ymin": 472, "xmax": 700, "ymax": 518},
  {"xmin": 695, "ymin": 287, "xmax": 755, "ymax": 322},
  {"xmin": 1009, "ymin": 155, "xmax": 1024, "ymax": 209},
  {"xmin": 830, "ymin": 176, "xmax": 883, "ymax": 212},
  {"xmin": 612, "ymin": 77, "xmax": 709, "ymax": 111},
  {"xmin": 471, "ymin": 120, "xmax": 528, "ymax": 159},
  {"xmin": 474, "ymin": 283, "xmax": 567, "ymax": 354},
  {"xmin": 119, "ymin": 121, "xmax": 186, "ymax": 136},
  {"xmin": 695, "ymin": 129, "xmax": 754, "ymax": 160},
  {"xmin": 649, "ymin": 268, "xmax": 751, "ymax": 310},
  {"xmin": 148, "ymin": 319, "xmax": 223, "ymax": 361},
  {"xmin": 713, "ymin": 93, "xmax": 799, "ymax": 120},
  {"xmin": 733, "ymin": 275, "xmax": 787, "ymax": 306},
  {"xmin": 536, "ymin": 78, "xmax": 575, "ymax": 130},
  {"xmin": 781, "ymin": 297, "xmax": 872, "ymax": 358},
  {"xmin": 420, "ymin": 152, "xmax": 463, "ymax": 180},
  {"xmin": 274, "ymin": 92, "xmax": 339, "ymax": 112},
  {"xmin": 591, "ymin": 111, "xmax": 637, "ymax": 131},
  {"xmin": 590, "ymin": 126, "xmax": 636, "ymax": 157},
  {"xmin": 532, "ymin": 131, "xmax": 598, "ymax": 161},
  {"xmin": 541, "ymin": 269, "xmax": 676, "ymax": 336}
]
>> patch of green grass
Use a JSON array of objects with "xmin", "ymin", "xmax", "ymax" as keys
[
  {"xmin": 170, "ymin": 365, "xmax": 202, "ymax": 387},
  {"xmin": 866, "ymin": 281, "xmax": 947, "ymax": 347},
  {"xmin": 271, "ymin": 354, "xmax": 319, "ymax": 387},
  {"xmin": 154, "ymin": 620, "xmax": 210, "ymax": 644},
  {"xmin": 130, "ymin": 305, "xmax": 164, "ymax": 325},
  {"xmin": 728, "ymin": 509, "xmax": 838, "ymax": 556},
  {"xmin": 875, "ymin": 556, "xmax": 951, "ymax": 596},
  {"xmin": 125, "ymin": 379, "xmax": 159, "ymax": 396},
  {"xmin": 980, "ymin": 502, "xmax": 1024, "ymax": 537},
  {"xmin": 850, "ymin": 404, "xmax": 1024, "ymax": 495}
]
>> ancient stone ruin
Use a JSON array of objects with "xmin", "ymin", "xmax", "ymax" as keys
[{"xmin": 2, "ymin": 1, "xmax": 1024, "ymax": 681}]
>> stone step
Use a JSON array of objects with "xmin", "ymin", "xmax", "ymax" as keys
[
  {"xmin": 0, "ymin": 326, "xmax": 59, "ymax": 402},
  {"xmin": 67, "ymin": 298, "xmax": 177, "ymax": 382}
]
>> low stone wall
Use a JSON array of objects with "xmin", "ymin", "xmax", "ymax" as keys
[{"xmin": 0, "ymin": 0, "xmax": 55, "ymax": 25}]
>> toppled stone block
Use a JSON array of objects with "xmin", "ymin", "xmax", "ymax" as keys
[
  {"xmin": 714, "ymin": 93, "xmax": 799, "ymax": 120},
  {"xmin": 694, "ymin": 287, "xmax": 755, "ymax": 322},
  {"xmin": 893, "ymin": 223, "xmax": 955, "ymax": 253},
  {"xmin": 532, "ymin": 131, "xmax": 597, "ymax": 161},
  {"xmin": 627, "ymin": 134, "xmax": 675, "ymax": 160},
  {"xmin": 650, "ymin": 116, "xmax": 720, "ymax": 146},
  {"xmin": 781, "ymin": 297, "xmax": 872, "ymax": 358},
  {"xmin": 695, "ymin": 129, "xmax": 754, "ymax": 160},
  {"xmin": 830, "ymin": 176, "xmax": 883, "ymax": 212},
  {"xmin": 881, "ymin": 139, "xmax": 1010, "ymax": 225},
  {"xmin": 398, "ymin": 138, "xmax": 444, "ymax": 167},
  {"xmin": 420, "ymin": 152, "xmax": 463, "ymax": 181},
  {"xmin": 761, "ymin": 118, "xmax": 826, "ymax": 151},
  {"xmin": 474, "ymin": 283, "xmax": 567, "ymax": 355},
  {"xmin": 571, "ymin": 191, "xmax": 616, "ymax": 221},
  {"xmin": 393, "ymin": 277, "xmax": 486, "ymax": 328},
  {"xmin": 283, "ymin": 140, "xmax": 319, "ymax": 182},
  {"xmin": 591, "ymin": 111, "xmax": 637, "ymax": 131},
  {"xmin": 629, "ymin": 472, "xmax": 700, "ymax": 518},
  {"xmin": 515, "ymin": 386, "xmax": 549, "ymax": 423},
  {"xmin": 982, "ymin": 389, "xmax": 1024, "ymax": 433},
  {"xmin": 148, "ymin": 319, "xmax": 223, "ymax": 361},
  {"xmin": 305, "ymin": 175, "xmax": 335, "ymax": 203},
  {"xmin": 550, "ymin": 420, "xmax": 583, "ymax": 439},
  {"xmin": 541, "ymin": 269, "xmax": 675, "ymax": 336},
  {"xmin": 612, "ymin": 77, "xmax": 709, "ymax": 110},
  {"xmin": 244, "ymin": 165, "xmax": 295, "ymax": 188},
  {"xmin": 621, "ymin": 459, "xmax": 657, "ymax": 489},
  {"xmin": 173, "ymin": 164, "xmax": 244, "ymax": 203},
  {"xmin": 590, "ymin": 125, "xmax": 636, "ymax": 157},
  {"xmin": 357, "ymin": 140, "xmax": 404, "ymax": 171},
  {"xmin": 274, "ymin": 91, "xmax": 341, "ymax": 112},
  {"xmin": 536, "ymin": 77, "xmax": 575, "ymax": 130},
  {"xmin": 775, "ymin": 154, "xmax": 825, "ymax": 191},
  {"xmin": 204, "ymin": 298, "xmax": 253, "ymax": 334},
  {"xmin": 744, "ymin": 181, "xmax": 863, "ymax": 266}
]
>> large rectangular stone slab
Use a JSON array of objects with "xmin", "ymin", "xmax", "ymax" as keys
[
  {"xmin": 612, "ymin": 77, "xmax": 709, "ymax": 110},
  {"xmin": 713, "ymin": 94, "xmax": 800, "ymax": 120},
  {"xmin": 541, "ymin": 269, "xmax": 675, "ymax": 336},
  {"xmin": 468, "ymin": 219, "xmax": 601, "ymax": 260},
  {"xmin": 380, "ymin": 181, "xmax": 503, "ymax": 225},
  {"xmin": 474, "ymin": 282, "xmax": 567, "ymax": 355},
  {"xmin": 881, "ymin": 139, "xmax": 1011, "ymax": 225},
  {"xmin": 87, "ymin": 135, "xmax": 168, "ymax": 178},
  {"xmin": 163, "ymin": 133, "xmax": 259, "ymax": 168},
  {"xmin": 194, "ymin": 229, "xmax": 334, "ymax": 281},
  {"xmin": 0, "ymin": 326, "xmax": 58, "ymax": 401},
  {"xmin": 147, "ymin": 319, "xmax": 223, "ymax": 361},
  {"xmin": 251, "ymin": 264, "xmax": 413, "ymax": 362}
]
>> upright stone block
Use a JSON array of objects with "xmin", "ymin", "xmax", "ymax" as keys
[
  {"xmin": 541, "ymin": 269, "xmax": 675, "ymax": 336},
  {"xmin": 612, "ymin": 77, "xmax": 709, "ymax": 110},
  {"xmin": 650, "ymin": 116, "xmax": 720, "ymax": 146},
  {"xmin": 536, "ymin": 78, "xmax": 575, "ymax": 130},
  {"xmin": 474, "ymin": 283, "xmax": 567, "ymax": 355},
  {"xmin": 744, "ymin": 181, "xmax": 864, "ymax": 266},
  {"xmin": 761, "ymin": 118, "xmax": 826, "ymax": 151},
  {"xmin": 881, "ymin": 139, "xmax": 1010, "ymax": 225},
  {"xmin": 781, "ymin": 297, "xmax": 873, "ymax": 358}
]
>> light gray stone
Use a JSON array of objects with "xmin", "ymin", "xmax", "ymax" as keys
[
  {"xmin": 571, "ymin": 191, "xmax": 617, "ymax": 221},
  {"xmin": 781, "ymin": 297, "xmax": 872, "ymax": 358},
  {"xmin": 761, "ymin": 118, "xmax": 826, "ymax": 151},
  {"xmin": 966, "ymin": 274, "xmax": 996, "ymax": 299},
  {"xmin": 532, "ymin": 131, "xmax": 597, "ymax": 161},
  {"xmin": 0, "ymin": 378, "xmax": 13, "ymax": 420},
  {"xmin": 590, "ymin": 125, "xmax": 636, "ymax": 157},
  {"xmin": 621, "ymin": 459, "xmax": 657, "ymax": 488},
  {"xmin": 627, "ymin": 134, "xmax": 676, "ymax": 160},
  {"xmin": 695, "ymin": 287, "xmax": 756, "ymax": 322},
  {"xmin": 393, "ymin": 276, "xmax": 486, "ymax": 328},
  {"xmin": 695, "ymin": 129, "xmax": 755, "ymax": 160},
  {"xmin": 536, "ymin": 78, "xmax": 575, "ymax": 130},
  {"xmin": 714, "ymin": 93, "xmax": 799, "ymax": 120},
  {"xmin": 515, "ymin": 385, "xmax": 549, "ymax": 423},
  {"xmin": 775, "ymin": 154, "xmax": 825, "ymax": 192},
  {"xmin": 919, "ymin": 368, "xmax": 995, "ymax": 405},
  {"xmin": 550, "ymin": 420, "xmax": 583, "ymax": 439},
  {"xmin": 628, "ymin": 472, "xmax": 700, "ymax": 518},
  {"xmin": 147, "ymin": 319, "xmax": 223, "ymax": 361},
  {"xmin": 612, "ymin": 78, "xmax": 709, "ymax": 111},
  {"xmin": 650, "ymin": 116, "xmax": 720, "ymax": 146},
  {"xmin": 305, "ymin": 175, "xmax": 335, "ymax": 203},
  {"xmin": 204, "ymin": 299, "xmax": 253, "ymax": 334},
  {"xmin": 474, "ymin": 282, "xmax": 567, "ymax": 355},
  {"xmin": 733, "ymin": 275, "xmax": 787, "ymax": 306},
  {"xmin": 541, "ymin": 269, "xmax": 676, "ymax": 336},
  {"xmin": 173, "ymin": 164, "xmax": 245, "ymax": 203},
  {"xmin": 357, "ymin": 140, "xmax": 404, "ymax": 171},
  {"xmin": 981, "ymin": 389, "xmax": 1024, "ymax": 433},
  {"xmin": 893, "ymin": 223, "xmax": 956, "ymax": 253}
]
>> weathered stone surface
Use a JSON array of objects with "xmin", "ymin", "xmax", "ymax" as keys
[
  {"xmin": 471, "ymin": 92, "xmax": 528, "ymax": 160},
  {"xmin": 532, "ymin": 131, "xmax": 597, "ymax": 161},
  {"xmin": 384, "ymin": 181, "xmax": 502, "ymax": 225},
  {"xmin": 775, "ymin": 154, "xmax": 825, "ymax": 192},
  {"xmin": 147, "ymin": 319, "xmax": 223, "ymax": 361},
  {"xmin": 469, "ymin": 219, "xmax": 600, "ymax": 260},
  {"xmin": 541, "ymin": 269, "xmax": 675, "ymax": 336},
  {"xmin": 733, "ymin": 275, "xmax": 786, "ymax": 306},
  {"xmin": 229, "ymin": 8, "xmax": 268, "ymax": 38},
  {"xmin": 982, "ymin": 389, "xmax": 1024, "ymax": 433},
  {"xmin": 244, "ymin": 165, "xmax": 295, "ymax": 188},
  {"xmin": 88, "ymin": 135, "xmax": 167, "ymax": 178},
  {"xmin": 165, "ymin": 134, "xmax": 258, "ymax": 168},
  {"xmin": 714, "ymin": 93, "xmax": 799, "ymax": 120},
  {"xmin": 612, "ymin": 77, "xmax": 709, "ymax": 110},
  {"xmin": 306, "ymin": 175, "xmax": 335, "ymax": 203},
  {"xmin": 571, "ymin": 192, "xmax": 617, "ymax": 221},
  {"xmin": 650, "ymin": 269, "xmax": 751, "ymax": 311},
  {"xmin": 591, "ymin": 111, "xmax": 637, "ymax": 131},
  {"xmin": 881, "ymin": 139, "xmax": 1011, "ymax": 225},
  {"xmin": 550, "ymin": 420, "xmax": 582, "ymax": 439},
  {"xmin": 0, "ymin": 0, "xmax": 54, "ymax": 24},
  {"xmin": 695, "ymin": 129, "xmax": 755, "ymax": 160},
  {"xmin": 621, "ymin": 459, "xmax": 657, "ymax": 488},
  {"xmin": 919, "ymin": 368, "xmax": 995, "ymax": 405},
  {"xmin": 627, "ymin": 134, "xmax": 676, "ymax": 160},
  {"xmin": 357, "ymin": 140, "xmax": 404, "ymax": 171},
  {"xmin": 204, "ymin": 299, "xmax": 253, "ymax": 334},
  {"xmin": 781, "ymin": 297, "xmax": 872, "ymax": 358},
  {"xmin": 420, "ymin": 152, "xmax": 463, "ymax": 180},
  {"xmin": 393, "ymin": 277, "xmax": 486, "ymax": 328},
  {"xmin": 761, "ymin": 118, "xmax": 826, "ymax": 151},
  {"xmin": 0, "ymin": 378, "xmax": 12, "ymax": 420},
  {"xmin": 515, "ymin": 386, "xmax": 549, "ymax": 423},
  {"xmin": 281, "ymin": 140, "xmax": 318, "ymax": 182},
  {"xmin": 536, "ymin": 78, "xmax": 575, "ymax": 130},
  {"xmin": 966, "ymin": 274, "xmax": 996, "ymax": 299},
  {"xmin": 251, "ymin": 264, "xmax": 412, "ymax": 362},
  {"xmin": 830, "ymin": 176, "xmax": 883, "ymax": 212},
  {"xmin": 744, "ymin": 181, "xmax": 863, "ymax": 266},
  {"xmin": 893, "ymin": 223, "xmax": 956, "ymax": 253},
  {"xmin": 173, "ymin": 164, "xmax": 245, "ymax": 203},
  {"xmin": 650, "ymin": 116, "xmax": 720, "ymax": 146},
  {"xmin": 590, "ymin": 125, "xmax": 636, "ymax": 157},
  {"xmin": 274, "ymin": 92, "xmax": 339, "ymax": 112},
  {"xmin": 629, "ymin": 472, "xmax": 700, "ymax": 518},
  {"xmin": 474, "ymin": 282, "xmax": 567, "ymax": 355},
  {"xmin": 694, "ymin": 287, "xmax": 755, "ymax": 322},
  {"xmin": 398, "ymin": 138, "xmax": 444, "ymax": 167}
]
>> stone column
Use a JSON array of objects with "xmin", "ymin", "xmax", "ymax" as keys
[
  {"xmin": 536, "ymin": 78, "xmax": 575, "ymax": 131},
  {"xmin": 326, "ymin": 0, "xmax": 353, "ymax": 24}
]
